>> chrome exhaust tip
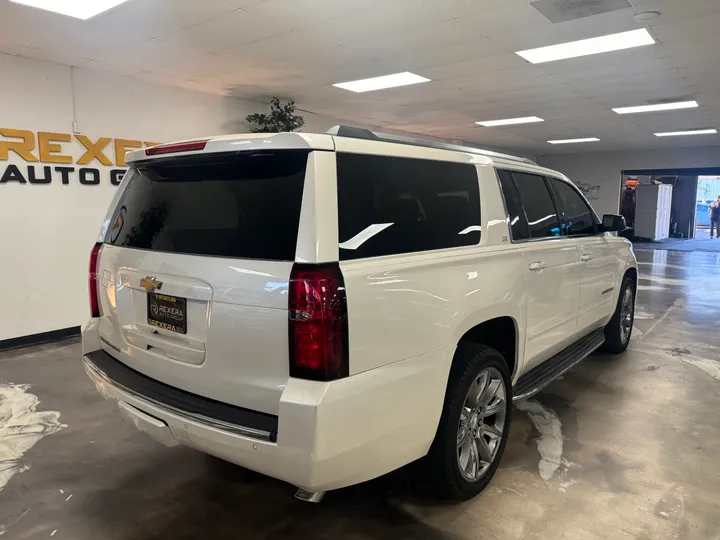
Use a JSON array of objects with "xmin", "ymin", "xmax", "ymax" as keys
[{"xmin": 294, "ymin": 488, "xmax": 325, "ymax": 503}]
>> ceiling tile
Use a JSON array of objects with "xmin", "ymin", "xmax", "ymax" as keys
[
  {"xmin": 0, "ymin": 1, "xmax": 82, "ymax": 49},
  {"xmin": 13, "ymin": 45, "xmax": 96, "ymax": 67},
  {"xmin": 426, "ymin": 0, "xmax": 552, "ymax": 30},
  {"xmin": 241, "ymin": 0, "xmax": 388, "ymax": 27},
  {"xmin": 91, "ymin": 0, "xmax": 237, "ymax": 39},
  {"xmin": 92, "ymin": 39, "xmax": 188, "ymax": 72},
  {"xmin": 298, "ymin": 0, "xmax": 451, "ymax": 44},
  {"xmin": 2, "ymin": 0, "xmax": 719, "ymax": 154},
  {"xmin": 31, "ymin": 23, "xmax": 146, "ymax": 60},
  {"xmin": 421, "ymin": 53, "xmax": 528, "ymax": 80},
  {"xmin": 471, "ymin": 5, "xmax": 638, "ymax": 50},
  {"xmin": 640, "ymin": 0, "xmax": 720, "ymax": 24},
  {"xmin": 380, "ymin": 38, "xmax": 507, "ymax": 73},
  {"xmin": 162, "ymin": 10, "xmax": 295, "ymax": 54}
]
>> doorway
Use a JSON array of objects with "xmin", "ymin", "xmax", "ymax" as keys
[
  {"xmin": 620, "ymin": 167, "xmax": 720, "ymax": 250},
  {"xmin": 620, "ymin": 173, "xmax": 697, "ymax": 240},
  {"xmin": 696, "ymin": 176, "xmax": 720, "ymax": 239}
]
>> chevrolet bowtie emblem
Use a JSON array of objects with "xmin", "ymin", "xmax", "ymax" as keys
[{"xmin": 139, "ymin": 277, "xmax": 162, "ymax": 292}]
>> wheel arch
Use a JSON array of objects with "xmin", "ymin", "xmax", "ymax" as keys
[
  {"xmin": 624, "ymin": 266, "xmax": 638, "ymax": 289},
  {"xmin": 457, "ymin": 316, "xmax": 519, "ymax": 379}
]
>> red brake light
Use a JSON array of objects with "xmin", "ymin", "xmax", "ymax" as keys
[
  {"xmin": 289, "ymin": 264, "xmax": 349, "ymax": 381},
  {"xmin": 145, "ymin": 140, "xmax": 208, "ymax": 156},
  {"xmin": 89, "ymin": 242, "xmax": 103, "ymax": 318}
]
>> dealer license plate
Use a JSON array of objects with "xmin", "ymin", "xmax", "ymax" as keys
[{"xmin": 147, "ymin": 293, "xmax": 187, "ymax": 334}]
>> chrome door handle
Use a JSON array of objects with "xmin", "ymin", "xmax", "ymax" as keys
[
  {"xmin": 580, "ymin": 254, "xmax": 594, "ymax": 262},
  {"xmin": 528, "ymin": 261, "xmax": 546, "ymax": 271}
]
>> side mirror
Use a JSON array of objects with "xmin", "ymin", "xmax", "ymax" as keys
[{"xmin": 602, "ymin": 214, "xmax": 626, "ymax": 232}]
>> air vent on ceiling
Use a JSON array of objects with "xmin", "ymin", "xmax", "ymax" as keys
[{"xmin": 531, "ymin": 0, "xmax": 631, "ymax": 23}]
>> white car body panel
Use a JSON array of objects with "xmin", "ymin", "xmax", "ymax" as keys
[
  {"xmin": 83, "ymin": 130, "xmax": 638, "ymax": 493},
  {"xmin": 519, "ymin": 239, "xmax": 581, "ymax": 371},
  {"xmin": 84, "ymin": 342, "xmax": 453, "ymax": 491},
  {"xmin": 296, "ymin": 150, "xmax": 339, "ymax": 264},
  {"xmin": 340, "ymin": 162, "xmax": 527, "ymax": 377},
  {"xmin": 95, "ymin": 245, "xmax": 293, "ymax": 416},
  {"xmin": 576, "ymin": 235, "xmax": 619, "ymax": 331}
]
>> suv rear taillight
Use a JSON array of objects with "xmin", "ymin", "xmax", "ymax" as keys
[
  {"xmin": 89, "ymin": 242, "xmax": 103, "ymax": 318},
  {"xmin": 288, "ymin": 264, "xmax": 349, "ymax": 381}
]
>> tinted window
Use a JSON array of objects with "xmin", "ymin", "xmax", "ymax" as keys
[
  {"xmin": 337, "ymin": 154, "xmax": 481, "ymax": 260},
  {"xmin": 550, "ymin": 178, "xmax": 597, "ymax": 236},
  {"xmin": 106, "ymin": 151, "xmax": 308, "ymax": 260},
  {"xmin": 511, "ymin": 172, "xmax": 561, "ymax": 239},
  {"xmin": 497, "ymin": 169, "xmax": 530, "ymax": 240}
]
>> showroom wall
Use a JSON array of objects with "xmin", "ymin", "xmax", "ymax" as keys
[
  {"xmin": 0, "ymin": 54, "xmax": 349, "ymax": 341},
  {"xmin": 540, "ymin": 146, "xmax": 720, "ymax": 216}
]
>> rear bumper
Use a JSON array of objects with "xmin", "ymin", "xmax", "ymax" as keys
[
  {"xmin": 83, "ymin": 345, "xmax": 453, "ymax": 492},
  {"xmin": 84, "ymin": 350, "xmax": 277, "ymax": 442}
]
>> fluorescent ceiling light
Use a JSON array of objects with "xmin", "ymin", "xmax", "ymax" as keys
[
  {"xmin": 613, "ymin": 101, "xmax": 698, "ymax": 114},
  {"xmin": 655, "ymin": 129, "xmax": 717, "ymax": 137},
  {"xmin": 333, "ymin": 72, "xmax": 430, "ymax": 93},
  {"xmin": 547, "ymin": 138, "xmax": 600, "ymax": 144},
  {"xmin": 476, "ymin": 116, "xmax": 544, "ymax": 127},
  {"xmin": 516, "ymin": 29, "xmax": 655, "ymax": 64},
  {"xmin": 9, "ymin": 0, "xmax": 131, "ymax": 19}
]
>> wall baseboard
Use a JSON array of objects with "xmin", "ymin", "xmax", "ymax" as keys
[{"xmin": 0, "ymin": 326, "xmax": 81, "ymax": 352}]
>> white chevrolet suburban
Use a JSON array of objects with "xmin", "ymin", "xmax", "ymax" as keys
[{"xmin": 82, "ymin": 126, "xmax": 637, "ymax": 502}]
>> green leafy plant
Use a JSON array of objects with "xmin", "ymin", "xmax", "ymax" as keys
[{"xmin": 246, "ymin": 96, "xmax": 305, "ymax": 133}]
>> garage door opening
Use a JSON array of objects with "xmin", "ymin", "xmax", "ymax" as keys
[
  {"xmin": 620, "ymin": 167, "xmax": 720, "ymax": 251},
  {"xmin": 696, "ymin": 176, "xmax": 720, "ymax": 239}
]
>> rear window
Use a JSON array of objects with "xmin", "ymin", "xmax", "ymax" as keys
[
  {"xmin": 106, "ymin": 151, "xmax": 308, "ymax": 260},
  {"xmin": 337, "ymin": 153, "xmax": 481, "ymax": 260}
]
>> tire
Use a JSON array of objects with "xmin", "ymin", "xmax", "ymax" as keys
[
  {"xmin": 422, "ymin": 343, "xmax": 512, "ymax": 500},
  {"xmin": 601, "ymin": 275, "xmax": 635, "ymax": 353}
]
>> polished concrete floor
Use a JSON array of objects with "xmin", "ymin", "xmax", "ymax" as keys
[
  {"xmin": 2, "ymin": 248, "xmax": 719, "ymax": 539},
  {"xmin": 632, "ymin": 235, "xmax": 720, "ymax": 252}
]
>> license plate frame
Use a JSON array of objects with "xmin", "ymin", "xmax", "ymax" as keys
[{"xmin": 147, "ymin": 292, "xmax": 187, "ymax": 335}]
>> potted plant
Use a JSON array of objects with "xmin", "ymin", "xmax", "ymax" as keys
[{"xmin": 246, "ymin": 96, "xmax": 305, "ymax": 133}]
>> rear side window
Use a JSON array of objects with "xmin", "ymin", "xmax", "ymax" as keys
[
  {"xmin": 497, "ymin": 169, "xmax": 530, "ymax": 240},
  {"xmin": 106, "ymin": 151, "xmax": 308, "ymax": 260},
  {"xmin": 550, "ymin": 178, "xmax": 597, "ymax": 236},
  {"xmin": 337, "ymin": 154, "xmax": 481, "ymax": 260},
  {"xmin": 511, "ymin": 172, "xmax": 561, "ymax": 239}
]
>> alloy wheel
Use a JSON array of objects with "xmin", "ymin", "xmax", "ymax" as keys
[
  {"xmin": 456, "ymin": 367, "xmax": 507, "ymax": 481},
  {"xmin": 620, "ymin": 285, "xmax": 634, "ymax": 344}
]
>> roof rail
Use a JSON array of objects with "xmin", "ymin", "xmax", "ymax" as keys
[{"xmin": 326, "ymin": 125, "xmax": 535, "ymax": 165}]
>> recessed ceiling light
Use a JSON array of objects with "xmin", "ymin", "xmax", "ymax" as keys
[
  {"xmin": 333, "ymin": 72, "xmax": 430, "ymax": 93},
  {"xmin": 515, "ymin": 28, "xmax": 655, "ymax": 64},
  {"xmin": 9, "ymin": 0, "xmax": 131, "ymax": 19},
  {"xmin": 475, "ymin": 116, "xmax": 544, "ymax": 127},
  {"xmin": 547, "ymin": 138, "xmax": 601, "ymax": 144},
  {"xmin": 613, "ymin": 100, "xmax": 698, "ymax": 114},
  {"xmin": 654, "ymin": 129, "xmax": 717, "ymax": 137}
]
